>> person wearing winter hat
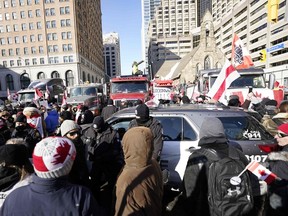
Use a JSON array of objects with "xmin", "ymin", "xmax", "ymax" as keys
[
  {"xmin": 0, "ymin": 137, "xmax": 102, "ymax": 215},
  {"xmin": 0, "ymin": 142, "xmax": 34, "ymax": 207},
  {"xmin": 101, "ymin": 99, "xmax": 117, "ymax": 121},
  {"xmin": 82, "ymin": 116, "xmax": 124, "ymax": 213},
  {"xmin": 10, "ymin": 114, "xmax": 41, "ymax": 158},
  {"xmin": 60, "ymin": 120, "xmax": 89, "ymax": 187},
  {"xmin": 128, "ymin": 104, "xmax": 163, "ymax": 161},
  {"xmin": 266, "ymin": 123, "xmax": 288, "ymax": 215}
]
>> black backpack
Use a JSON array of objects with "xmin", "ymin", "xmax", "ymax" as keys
[{"xmin": 198, "ymin": 147, "xmax": 254, "ymax": 216}]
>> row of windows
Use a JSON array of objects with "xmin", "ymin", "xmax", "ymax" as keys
[
  {"xmin": 0, "ymin": 19, "xmax": 71, "ymax": 33},
  {"xmin": 0, "ymin": 7, "xmax": 70, "ymax": 20},
  {"xmin": 0, "ymin": 0, "xmax": 69, "ymax": 8},
  {"xmin": 1, "ymin": 55, "xmax": 74, "ymax": 67}
]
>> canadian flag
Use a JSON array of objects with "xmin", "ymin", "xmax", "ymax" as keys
[
  {"xmin": 231, "ymin": 33, "xmax": 254, "ymax": 69},
  {"xmin": 62, "ymin": 90, "xmax": 67, "ymax": 106},
  {"xmin": 247, "ymin": 161, "xmax": 278, "ymax": 184},
  {"xmin": 207, "ymin": 59, "xmax": 240, "ymax": 102},
  {"xmin": 34, "ymin": 88, "xmax": 43, "ymax": 101}
]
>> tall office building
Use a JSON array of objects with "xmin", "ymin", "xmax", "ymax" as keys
[
  {"xmin": 103, "ymin": 32, "xmax": 121, "ymax": 78},
  {"xmin": 197, "ymin": 0, "xmax": 212, "ymax": 27},
  {"xmin": 141, "ymin": 0, "xmax": 161, "ymax": 72},
  {"xmin": 213, "ymin": 0, "xmax": 288, "ymax": 85},
  {"xmin": 0, "ymin": 0, "xmax": 104, "ymax": 98}
]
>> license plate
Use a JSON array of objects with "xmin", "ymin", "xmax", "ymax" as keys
[{"xmin": 245, "ymin": 155, "xmax": 267, "ymax": 162}]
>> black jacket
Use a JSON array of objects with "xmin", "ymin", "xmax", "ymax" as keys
[
  {"xmin": 101, "ymin": 105, "xmax": 117, "ymax": 121},
  {"xmin": 128, "ymin": 117, "xmax": 163, "ymax": 160}
]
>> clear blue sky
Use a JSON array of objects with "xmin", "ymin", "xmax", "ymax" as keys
[{"xmin": 101, "ymin": 0, "xmax": 143, "ymax": 75}]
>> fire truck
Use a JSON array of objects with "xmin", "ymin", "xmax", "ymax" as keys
[
  {"xmin": 151, "ymin": 79, "xmax": 173, "ymax": 105},
  {"xmin": 109, "ymin": 75, "xmax": 151, "ymax": 107},
  {"xmin": 194, "ymin": 67, "xmax": 284, "ymax": 105}
]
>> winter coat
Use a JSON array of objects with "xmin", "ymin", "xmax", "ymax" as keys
[
  {"xmin": 0, "ymin": 174, "xmax": 103, "ymax": 216},
  {"xmin": 129, "ymin": 117, "xmax": 163, "ymax": 160},
  {"xmin": 262, "ymin": 113, "xmax": 288, "ymax": 136},
  {"xmin": 0, "ymin": 173, "xmax": 32, "ymax": 208},
  {"xmin": 44, "ymin": 109, "xmax": 59, "ymax": 135},
  {"xmin": 101, "ymin": 105, "xmax": 117, "ymax": 121},
  {"xmin": 267, "ymin": 145, "xmax": 288, "ymax": 215},
  {"xmin": 114, "ymin": 127, "xmax": 163, "ymax": 216}
]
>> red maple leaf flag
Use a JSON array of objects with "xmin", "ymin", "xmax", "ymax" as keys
[
  {"xmin": 45, "ymin": 84, "xmax": 50, "ymax": 100},
  {"xmin": 231, "ymin": 33, "xmax": 254, "ymax": 69},
  {"xmin": 62, "ymin": 89, "xmax": 67, "ymax": 105},
  {"xmin": 207, "ymin": 59, "xmax": 240, "ymax": 102},
  {"xmin": 34, "ymin": 88, "xmax": 43, "ymax": 101},
  {"xmin": 247, "ymin": 161, "xmax": 278, "ymax": 184},
  {"xmin": 52, "ymin": 140, "xmax": 72, "ymax": 165}
]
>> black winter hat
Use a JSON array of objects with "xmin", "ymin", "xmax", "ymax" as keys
[
  {"xmin": 135, "ymin": 104, "xmax": 150, "ymax": 123},
  {"xmin": 0, "ymin": 144, "xmax": 33, "ymax": 172},
  {"xmin": 107, "ymin": 99, "xmax": 113, "ymax": 105},
  {"xmin": 16, "ymin": 114, "xmax": 27, "ymax": 123},
  {"xmin": 60, "ymin": 111, "xmax": 72, "ymax": 120},
  {"xmin": 93, "ymin": 116, "xmax": 105, "ymax": 129}
]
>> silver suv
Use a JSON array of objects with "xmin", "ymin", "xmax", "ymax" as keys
[{"xmin": 107, "ymin": 104, "xmax": 276, "ymax": 189}]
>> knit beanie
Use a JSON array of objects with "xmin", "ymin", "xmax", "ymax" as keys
[
  {"xmin": 135, "ymin": 104, "xmax": 150, "ymax": 124},
  {"xmin": 93, "ymin": 116, "xmax": 105, "ymax": 130},
  {"xmin": 33, "ymin": 137, "xmax": 76, "ymax": 179},
  {"xmin": 60, "ymin": 120, "xmax": 80, "ymax": 136}
]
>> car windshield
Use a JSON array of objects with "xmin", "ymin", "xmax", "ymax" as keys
[
  {"xmin": 218, "ymin": 116, "xmax": 274, "ymax": 141},
  {"xmin": 111, "ymin": 81, "xmax": 147, "ymax": 93},
  {"xmin": 70, "ymin": 87, "xmax": 97, "ymax": 97},
  {"xmin": 210, "ymin": 74, "xmax": 266, "ymax": 88},
  {"xmin": 19, "ymin": 92, "xmax": 35, "ymax": 101}
]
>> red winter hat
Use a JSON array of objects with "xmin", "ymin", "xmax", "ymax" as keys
[
  {"xmin": 33, "ymin": 137, "xmax": 76, "ymax": 179},
  {"xmin": 278, "ymin": 123, "xmax": 288, "ymax": 135}
]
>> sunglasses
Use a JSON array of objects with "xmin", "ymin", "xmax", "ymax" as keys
[
  {"xmin": 68, "ymin": 131, "xmax": 80, "ymax": 136},
  {"xmin": 277, "ymin": 133, "xmax": 288, "ymax": 138}
]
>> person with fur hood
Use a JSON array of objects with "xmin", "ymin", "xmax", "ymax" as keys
[
  {"xmin": 266, "ymin": 123, "xmax": 288, "ymax": 216},
  {"xmin": 114, "ymin": 127, "xmax": 163, "ymax": 216}
]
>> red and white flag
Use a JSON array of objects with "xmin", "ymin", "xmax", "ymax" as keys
[
  {"xmin": 45, "ymin": 84, "xmax": 50, "ymax": 100},
  {"xmin": 34, "ymin": 88, "xmax": 43, "ymax": 101},
  {"xmin": 207, "ymin": 59, "xmax": 240, "ymax": 102},
  {"xmin": 247, "ymin": 161, "xmax": 278, "ymax": 184},
  {"xmin": 62, "ymin": 90, "xmax": 67, "ymax": 106},
  {"xmin": 231, "ymin": 34, "xmax": 254, "ymax": 69}
]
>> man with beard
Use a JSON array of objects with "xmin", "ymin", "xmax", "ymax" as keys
[
  {"xmin": 0, "ymin": 117, "xmax": 11, "ymax": 145},
  {"xmin": 11, "ymin": 114, "xmax": 41, "ymax": 157},
  {"xmin": 128, "ymin": 104, "xmax": 163, "ymax": 161},
  {"xmin": 60, "ymin": 120, "xmax": 90, "ymax": 187}
]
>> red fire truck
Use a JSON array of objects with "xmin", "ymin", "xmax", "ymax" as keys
[{"xmin": 109, "ymin": 75, "xmax": 151, "ymax": 107}]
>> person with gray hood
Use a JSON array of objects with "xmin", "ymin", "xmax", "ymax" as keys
[{"xmin": 173, "ymin": 117, "xmax": 260, "ymax": 216}]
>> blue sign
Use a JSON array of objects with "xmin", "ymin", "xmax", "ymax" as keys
[{"xmin": 266, "ymin": 43, "xmax": 285, "ymax": 53}]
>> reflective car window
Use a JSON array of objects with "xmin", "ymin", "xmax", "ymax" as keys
[
  {"xmin": 218, "ymin": 116, "xmax": 274, "ymax": 141},
  {"xmin": 183, "ymin": 119, "xmax": 197, "ymax": 141}
]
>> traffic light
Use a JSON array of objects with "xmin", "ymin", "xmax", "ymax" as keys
[
  {"xmin": 267, "ymin": 0, "xmax": 280, "ymax": 23},
  {"xmin": 259, "ymin": 49, "xmax": 267, "ymax": 62}
]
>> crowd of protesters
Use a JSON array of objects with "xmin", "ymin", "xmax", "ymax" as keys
[{"xmin": 0, "ymin": 94, "xmax": 287, "ymax": 215}]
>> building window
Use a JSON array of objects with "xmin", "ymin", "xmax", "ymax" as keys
[
  {"xmin": 20, "ymin": 73, "xmax": 30, "ymax": 89},
  {"xmin": 53, "ymin": 45, "xmax": 58, "ymax": 52},
  {"xmin": 11, "ymin": 0, "xmax": 16, "ymax": 7},
  {"xmin": 51, "ymin": 71, "xmax": 60, "ymax": 78},
  {"xmin": 19, "ymin": 0, "xmax": 24, "ymax": 6},
  {"xmin": 68, "ymin": 44, "xmax": 72, "ymax": 51},
  {"xmin": 66, "ymin": 19, "xmax": 71, "ymax": 26},
  {"xmin": 68, "ymin": 56, "xmax": 73, "ymax": 62},
  {"xmin": 6, "ymin": 25, "xmax": 11, "ymax": 32},
  {"xmin": 6, "ymin": 74, "xmax": 14, "ymax": 90},
  {"xmin": 21, "ymin": 23, "xmax": 27, "ymax": 31},
  {"xmin": 12, "ymin": 12, "xmax": 17, "ymax": 19},
  {"xmin": 45, "ymin": 9, "xmax": 50, "ymax": 16},
  {"xmin": 65, "ymin": 6, "xmax": 70, "ymax": 14},
  {"xmin": 32, "ymin": 58, "xmax": 37, "ymax": 65},
  {"xmin": 24, "ymin": 47, "xmax": 28, "ymax": 54},
  {"xmin": 8, "ymin": 48, "xmax": 13, "ymax": 56},
  {"xmin": 39, "ymin": 46, "xmax": 44, "ymax": 53},
  {"xmin": 40, "ymin": 58, "xmax": 44, "ymax": 64},
  {"xmin": 204, "ymin": 56, "xmax": 211, "ymax": 69},
  {"xmin": 22, "ymin": 35, "xmax": 28, "ymax": 43},
  {"xmin": 37, "ymin": 22, "xmax": 42, "ymax": 29},
  {"xmin": 1, "ymin": 49, "xmax": 6, "ymax": 56},
  {"xmin": 0, "ymin": 38, "xmax": 5, "ymax": 45},
  {"xmin": 46, "ymin": 21, "xmax": 51, "ymax": 28},
  {"xmin": 27, "ymin": 0, "xmax": 32, "ymax": 5},
  {"xmin": 30, "ymin": 35, "xmax": 35, "ymax": 42},
  {"xmin": 61, "ymin": 32, "xmax": 67, "ymax": 39},
  {"xmin": 47, "ymin": 33, "xmax": 52, "ymax": 40},
  {"xmin": 31, "ymin": 47, "xmax": 36, "ymax": 54},
  {"xmin": 48, "ymin": 45, "xmax": 53, "ymax": 52},
  {"xmin": 28, "ymin": 10, "xmax": 33, "ymax": 18},
  {"xmin": 10, "ymin": 60, "xmax": 14, "ymax": 67},
  {"xmin": 13, "ymin": 24, "xmax": 18, "ymax": 31},
  {"xmin": 35, "ymin": 0, "xmax": 40, "ymax": 4},
  {"xmin": 37, "ymin": 72, "xmax": 45, "ymax": 79},
  {"xmin": 38, "ymin": 34, "xmax": 43, "ymax": 41},
  {"xmin": 16, "ymin": 48, "xmax": 20, "ymax": 55},
  {"xmin": 51, "ymin": 20, "xmax": 56, "ymax": 28},
  {"xmin": 3, "ymin": 61, "xmax": 7, "ymax": 67},
  {"xmin": 36, "ymin": 9, "xmax": 41, "ymax": 17},
  {"xmin": 50, "ymin": 8, "xmax": 55, "ymax": 15},
  {"xmin": 5, "ymin": 13, "xmax": 10, "ymax": 20},
  {"xmin": 65, "ymin": 70, "xmax": 74, "ymax": 86},
  {"xmin": 0, "ymin": 26, "xmax": 4, "ymax": 33},
  {"xmin": 52, "ymin": 33, "xmax": 57, "ymax": 40},
  {"xmin": 62, "ymin": 44, "xmax": 68, "ymax": 51},
  {"xmin": 15, "ymin": 36, "xmax": 20, "ymax": 43},
  {"xmin": 7, "ymin": 37, "xmax": 12, "ymax": 44},
  {"xmin": 25, "ymin": 59, "xmax": 30, "ymax": 65},
  {"xmin": 29, "ymin": 23, "xmax": 34, "ymax": 30},
  {"xmin": 20, "ymin": 11, "xmax": 25, "ymax": 19},
  {"xmin": 67, "ymin": 31, "xmax": 72, "ymax": 39},
  {"xmin": 82, "ymin": 71, "xmax": 86, "ymax": 82},
  {"xmin": 60, "ymin": 19, "xmax": 66, "ymax": 27},
  {"xmin": 63, "ymin": 56, "xmax": 68, "ymax": 62},
  {"xmin": 17, "ymin": 59, "xmax": 21, "ymax": 66},
  {"xmin": 60, "ymin": 7, "xmax": 65, "ymax": 14}
]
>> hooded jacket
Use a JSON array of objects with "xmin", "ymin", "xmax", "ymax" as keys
[
  {"xmin": 114, "ymin": 127, "xmax": 163, "ymax": 216},
  {"xmin": 180, "ymin": 117, "xmax": 251, "ymax": 216}
]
